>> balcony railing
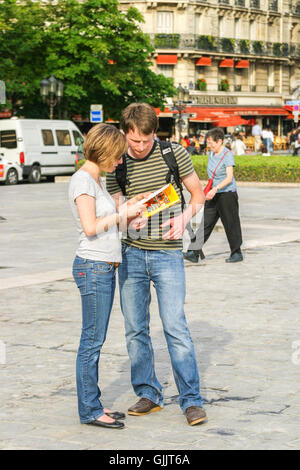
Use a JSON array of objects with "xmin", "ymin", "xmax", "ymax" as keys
[
  {"xmin": 269, "ymin": 0, "xmax": 278, "ymax": 11},
  {"xmin": 150, "ymin": 34, "xmax": 298, "ymax": 58},
  {"xmin": 250, "ymin": 0, "xmax": 260, "ymax": 8},
  {"xmin": 218, "ymin": 0, "xmax": 230, "ymax": 4}
]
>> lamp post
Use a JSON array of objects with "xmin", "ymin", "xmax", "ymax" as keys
[
  {"xmin": 40, "ymin": 75, "xmax": 64, "ymax": 119},
  {"xmin": 172, "ymin": 84, "xmax": 190, "ymax": 143}
]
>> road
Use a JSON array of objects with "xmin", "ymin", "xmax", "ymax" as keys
[{"xmin": 0, "ymin": 181, "xmax": 300, "ymax": 450}]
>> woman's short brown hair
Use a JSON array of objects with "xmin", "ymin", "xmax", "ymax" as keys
[
  {"xmin": 120, "ymin": 103, "xmax": 158, "ymax": 135},
  {"xmin": 83, "ymin": 123, "xmax": 127, "ymax": 168}
]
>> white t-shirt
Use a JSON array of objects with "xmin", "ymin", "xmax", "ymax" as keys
[
  {"xmin": 232, "ymin": 139, "xmax": 246, "ymax": 156},
  {"xmin": 69, "ymin": 170, "xmax": 121, "ymax": 262}
]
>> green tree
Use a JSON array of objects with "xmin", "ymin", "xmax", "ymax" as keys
[
  {"xmin": 0, "ymin": 0, "xmax": 49, "ymax": 116},
  {"xmin": 0, "ymin": 0, "xmax": 175, "ymax": 119}
]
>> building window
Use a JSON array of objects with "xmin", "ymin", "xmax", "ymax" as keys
[
  {"xmin": 235, "ymin": 18, "xmax": 242, "ymax": 39},
  {"xmin": 249, "ymin": 20, "xmax": 256, "ymax": 41},
  {"xmin": 219, "ymin": 16, "xmax": 225, "ymax": 37},
  {"xmin": 157, "ymin": 11, "xmax": 173, "ymax": 34},
  {"xmin": 157, "ymin": 65, "xmax": 174, "ymax": 79}
]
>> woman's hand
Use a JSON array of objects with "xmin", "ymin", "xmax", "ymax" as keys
[
  {"xmin": 119, "ymin": 194, "xmax": 149, "ymax": 221},
  {"xmin": 205, "ymin": 187, "xmax": 218, "ymax": 200}
]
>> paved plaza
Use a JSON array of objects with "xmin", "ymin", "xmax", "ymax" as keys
[{"xmin": 0, "ymin": 180, "xmax": 300, "ymax": 450}]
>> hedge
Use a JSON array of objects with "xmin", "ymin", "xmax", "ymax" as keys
[
  {"xmin": 191, "ymin": 155, "xmax": 300, "ymax": 183},
  {"xmin": 76, "ymin": 155, "xmax": 300, "ymax": 183}
]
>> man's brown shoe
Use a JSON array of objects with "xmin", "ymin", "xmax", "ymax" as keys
[
  {"xmin": 185, "ymin": 406, "xmax": 207, "ymax": 426},
  {"xmin": 128, "ymin": 398, "xmax": 162, "ymax": 416}
]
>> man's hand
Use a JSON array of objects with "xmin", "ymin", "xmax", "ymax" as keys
[{"xmin": 161, "ymin": 213, "xmax": 187, "ymax": 240}]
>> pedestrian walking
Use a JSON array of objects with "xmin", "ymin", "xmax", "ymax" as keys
[
  {"xmin": 251, "ymin": 121, "xmax": 262, "ymax": 152},
  {"xmin": 183, "ymin": 127, "xmax": 243, "ymax": 264},
  {"xmin": 106, "ymin": 103, "xmax": 207, "ymax": 426},
  {"xmin": 69, "ymin": 123, "xmax": 146, "ymax": 429}
]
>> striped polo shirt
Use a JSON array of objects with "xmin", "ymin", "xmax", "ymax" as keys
[{"xmin": 106, "ymin": 140, "xmax": 194, "ymax": 250}]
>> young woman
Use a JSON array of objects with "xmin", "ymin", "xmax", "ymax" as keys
[
  {"xmin": 184, "ymin": 127, "xmax": 243, "ymax": 263},
  {"xmin": 69, "ymin": 124, "xmax": 146, "ymax": 428}
]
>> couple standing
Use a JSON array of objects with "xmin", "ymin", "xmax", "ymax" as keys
[{"xmin": 69, "ymin": 103, "xmax": 207, "ymax": 429}]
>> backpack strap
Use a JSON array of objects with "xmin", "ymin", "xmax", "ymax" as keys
[
  {"xmin": 159, "ymin": 141, "xmax": 186, "ymax": 211},
  {"xmin": 115, "ymin": 153, "xmax": 129, "ymax": 196}
]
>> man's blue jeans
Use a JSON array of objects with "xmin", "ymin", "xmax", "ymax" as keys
[
  {"xmin": 73, "ymin": 256, "xmax": 116, "ymax": 423},
  {"xmin": 118, "ymin": 244, "xmax": 203, "ymax": 412}
]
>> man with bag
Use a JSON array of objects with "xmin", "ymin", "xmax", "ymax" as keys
[
  {"xmin": 184, "ymin": 127, "xmax": 243, "ymax": 264},
  {"xmin": 106, "ymin": 102, "xmax": 207, "ymax": 426}
]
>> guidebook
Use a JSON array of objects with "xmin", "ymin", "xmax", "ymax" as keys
[{"xmin": 140, "ymin": 183, "xmax": 180, "ymax": 219}]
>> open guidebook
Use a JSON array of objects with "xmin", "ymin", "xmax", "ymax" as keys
[{"xmin": 140, "ymin": 183, "xmax": 180, "ymax": 219}]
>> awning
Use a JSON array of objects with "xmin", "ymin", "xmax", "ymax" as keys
[
  {"xmin": 215, "ymin": 116, "xmax": 250, "ymax": 127},
  {"xmin": 196, "ymin": 57, "xmax": 212, "ymax": 66},
  {"xmin": 156, "ymin": 55, "xmax": 178, "ymax": 65},
  {"xmin": 219, "ymin": 59, "xmax": 234, "ymax": 68},
  {"xmin": 154, "ymin": 106, "xmax": 293, "ymax": 122},
  {"xmin": 235, "ymin": 60, "xmax": 249, "ymax": 68},
  {"xmin": 0, "ymin": 111, "xmax": 11, "ymax": 118}
]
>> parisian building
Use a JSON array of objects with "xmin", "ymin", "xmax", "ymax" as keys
[{"xmin": 119, "ymin": 0, "xmax": 300, "ymax": 138}]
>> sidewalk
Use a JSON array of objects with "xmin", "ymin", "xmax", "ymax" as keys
[{"xmin": 0, "ymin": 183, "xmax": 300, "ymax": 450}]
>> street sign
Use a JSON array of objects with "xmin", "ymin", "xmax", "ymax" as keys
[
  {"xmin": 0, "ymin": 81, "xmax": 5, "ymax": 104},
  {"xmin": 90, "ymin": 104, "xmax": 103, "ymax": 123}
]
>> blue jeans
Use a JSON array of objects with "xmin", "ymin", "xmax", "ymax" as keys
[
  {"xmin": 73, "ymin": 255, "xmax": 116, "ymax": 423},
  {"xmin": 118, "ymin": 244, "xmax": 203, "ymax": 412}
]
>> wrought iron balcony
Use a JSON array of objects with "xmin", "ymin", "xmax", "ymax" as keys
[
  {"xmin": 218, "ymin": 0, "xmax": 230, "ymax": 4},
  {"xmin": 150, "ymin": 34, "xmax": 299, "ymax": 58},
  {"xmin": 269, "ymin": 0, "xmax": 278, "ymax": 11},
  {"xmin": 235, "ymin": 0, "xmax": 245, "ymax": 7},
  {"xmin": 250, "ymin": 0, "xmax": 260, "ymax": 8}
]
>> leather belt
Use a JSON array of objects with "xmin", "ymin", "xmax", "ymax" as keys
[{"xmin": 107, "ymin": 262, "xmax": 120, "ymax": 268}]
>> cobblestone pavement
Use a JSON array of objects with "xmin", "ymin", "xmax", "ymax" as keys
[{"xmin": 0, "ymin": 182, "xmax": 300, "ymax": 450}]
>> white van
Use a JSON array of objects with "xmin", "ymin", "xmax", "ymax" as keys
[{"xmin": 0, "ymin": 118, "xmax": 84, "ymax": 183}]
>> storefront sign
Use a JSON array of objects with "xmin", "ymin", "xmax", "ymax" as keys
[{"xmin": 193, "ymin": 95, "xmax": 238, "ymax": 105}]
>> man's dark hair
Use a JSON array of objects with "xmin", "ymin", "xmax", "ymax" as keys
[
  {"xmin": 206, "ymin": 127, "xmax": 225, "ymax": 142},
  {"xmin": 120, "ymin": 103, "xmax": 158, "ymax": 135}
]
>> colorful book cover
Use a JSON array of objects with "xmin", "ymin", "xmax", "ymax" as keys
[{"xmin": 140, "ymin": 183, "xmax": 180, "ymax": 219}]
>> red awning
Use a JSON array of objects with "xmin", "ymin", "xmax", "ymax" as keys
[
  {"xmin": 215, "ymin": 116, "xmax": 249, "ymax": 127},
  {"xmin": 0, "ymin": 111, "xmax": 11, "ymax": 118},
  {"xmin": 196, "ymin": 57, "xmax": 212, "ymax": 66},
  {"xmin": 156, "ymin": 55, "xmax": 178, "ymax": 65},
  {"xmin": 219, "ymin": 59, "xmax": 234, "ymax": 68},
  {"xmin": 154, "ymin": 106, "xmax": 293, "ymax": 122},
  {"xmin": 235, "ymin": 60, "xmax": 249, "ymax": 68}
]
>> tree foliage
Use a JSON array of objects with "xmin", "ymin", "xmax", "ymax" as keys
[{"xmin": 0, "ymin": 0, "xmax": 175, "ymax": 119}]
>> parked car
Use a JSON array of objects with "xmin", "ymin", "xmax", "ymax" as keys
[
  {"xmin": 0, "ymin": 153, "xmax": 23, "ymax": 185},
  {"xmin": 0, "ymin": 118, "xmax": 84, "ymax": 183}
]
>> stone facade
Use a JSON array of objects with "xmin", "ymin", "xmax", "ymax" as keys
[{"xmin": 119, "ymin": 0, "xmax": 300, "ymax": 134}]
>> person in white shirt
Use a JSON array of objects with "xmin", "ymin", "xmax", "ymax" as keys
[{"xmin": 231, "ymin": 135, "xmax": 247, "ymax": 156}]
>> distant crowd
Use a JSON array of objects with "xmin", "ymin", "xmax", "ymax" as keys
[{"xmin": 167, "ymin": 124, "xmax": 300, "ymax": 157}]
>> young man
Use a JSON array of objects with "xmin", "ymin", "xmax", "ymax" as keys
[
  {"xmin": 184, "ymin": 127, "xmax": 243, "ymax": 264},
  {"xmin": 106, "ymin": 103, "xmax": 206, "ymax": 426}
]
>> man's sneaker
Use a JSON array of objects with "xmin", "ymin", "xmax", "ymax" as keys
[
  {"xmin": 185, "ymin": 406, "xmax": 207, "ymax": 426},
  {"xmin": 225, "ymin": 252, "xmax": 243, "ymax": 263},
  {"xmin": 128, "ymin": 398, "xmax": 162, "ymax": 416}
]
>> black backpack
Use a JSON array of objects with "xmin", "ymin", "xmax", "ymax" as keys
[{"xmin": 115, "ymin": 140, "xmax": 201, "ymax": 249}]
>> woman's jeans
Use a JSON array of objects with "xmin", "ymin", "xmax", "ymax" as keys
[
  {"xmin": 118, "ymin": 244, "xmax": 203, "ymax": 413},
  {"xmin": 73, "ymin": 255, "xmax": 116, "ymax": 423}
]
